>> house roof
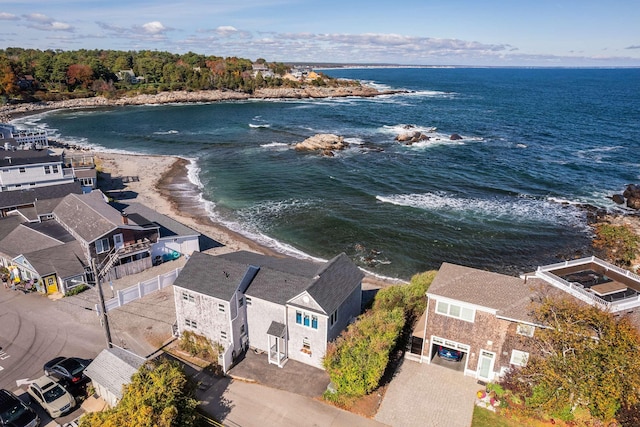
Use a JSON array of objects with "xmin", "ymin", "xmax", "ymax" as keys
[
  {"xmin": 121, "ymin": 202, "xmax": 199, "ymax": 238},
  {"xmin": 267, "ymin": 321, "xmax": 286, "ymax": 337},
  {"xmin": 0, "ymin": 149, "xmax": 62, "ymax": 167},
  {"xmin": 0, "ymin": 181, "xmax": 82, "ymax": 210},
  {"xmin": 428, "ymin": 262, "xmax": 548, "ymax": 320},
  {"xmin": 0, "ymin": 223, "xmax": 65, "ymax": 258},
  {"xmin": 0, "ymin": 216, "xmax": 24, "ymax": 240},
  {"xmin": 24, "ymin": 240, "xmax": 88, "ymax": 279},
  {"xmin": 175, "ymin": 250, "xmax": 363, "ymax": 313},
  {"xmin": 84, "ymin": 347, "xmax": 145, "ymax": 400},
  {"xmin": 302, "ymin": 253, "xmax": 365, "ymax": 315},
  {"xmin": 173, "ymin": 251, "xmax": 250, "ymax": 301}
]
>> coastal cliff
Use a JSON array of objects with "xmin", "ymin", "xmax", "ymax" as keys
[{"xmin": 0, "ymin": 86, "xmax": 397, "ymax": 121}]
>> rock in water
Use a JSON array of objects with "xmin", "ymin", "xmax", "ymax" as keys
[
  {"xmin": 450, "ymin": 133, "xmax": 463, "ymax": 140},
  {"xmin": 611, "ymin": 194, "xmax": 625, "ymax": 204},
  {"xmin": 294, "ymin": 134, "xmax": 347, "ymax": 152}
]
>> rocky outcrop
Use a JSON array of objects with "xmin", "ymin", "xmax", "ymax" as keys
[
  {"xmin": 0, "ymin": 86, "xmax": 404, "ymax": 121},
  {"xmin": 611, "ymin": 184, "xmax": 640, "ymax": 210},
  {"xmin": 294, "ymin": 134, "xmax": 347, "ymax": 154},
  {"xmin": 450, "ymin": 133, "xmax": 463, "ymax": 140},
  {"xmin": 395, "ymin": 131, "xmax": 429, "ymax": 145}
]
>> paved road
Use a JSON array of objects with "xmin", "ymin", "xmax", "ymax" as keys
[{"xmin": 0, "ymin": 287, "xmax": 105, "ymax": 425}]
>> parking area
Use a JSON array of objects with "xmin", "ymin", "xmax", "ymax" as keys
[
  {"xmin": 228, "ymin": 349, "xmax": 331, "ymax": 398},
  {"xmin": 375, "ymin": 359, "xmax": 479, "ymax": 427}
]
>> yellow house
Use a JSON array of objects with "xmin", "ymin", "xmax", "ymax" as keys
[{"xmin": 307, "ymin": 71, "xmax": 321, "ymax": 80}]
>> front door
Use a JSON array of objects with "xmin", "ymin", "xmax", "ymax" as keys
[
  {"xmin": 477, "ymin": 349, "xmax": 496, "ymax": 381},
  {"xmin": 44, "ymin": 275, "xmax": 58, "ymax": 294},
  {"xmin": 113, "ymin": 233, "xmax": 124, "ymax": 250}
]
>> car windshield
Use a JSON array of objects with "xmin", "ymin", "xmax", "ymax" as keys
[
  {"xmin": 0, "ymin": 401, "xmax": 28, "ymax": 423},
  {"xmin": 43, "ymin": 384, "xmax": 66, "ymax": 403},
  {"xmin": 58, "ymin": 359, "xmax": 84, "ymax": 375}
]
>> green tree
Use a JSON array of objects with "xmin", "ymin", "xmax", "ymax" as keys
[
  {"xmin": 80, "ymin": 359, "xmax": 199, "ymax": 427},
  {"xmin": 500, "ymin": 296, "xmax": 640, "ymax": 423}
]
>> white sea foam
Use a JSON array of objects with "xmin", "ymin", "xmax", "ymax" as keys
[
  {"xmin": 376, "ymin": 191, "xmax": 586, "ymax": 227},
  {"xmin": 153, "ymin": 130, "xmax": 179, "ymax": 135},
  {"xmin": 260, "ymin": 142, "xmax": 289, "ymax": 149},
  {"xmin": 249, "ymin": 123, "xmax": 271, "ymax": 128},
  {"xmin": 344, "ymin": 137, "xmax": 365, "ymax": 145}
]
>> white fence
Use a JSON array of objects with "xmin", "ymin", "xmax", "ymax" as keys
[{"xmin": 96, "ymin": 267, "xmax": 182, "ymax": 313}]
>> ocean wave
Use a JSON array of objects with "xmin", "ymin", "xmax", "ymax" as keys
[
  {"xmin": 153, "ymin": 130, "xmax": 179, "ymax": 135},
  {"xmin": 249, "ymin": 123, "xmax": 271, "ymax": 128},
  {"xmin": 260, "ymin": 142, "xmax": 289, "ymax": 149},
  {"xmin": 376, "ymin": 192, "xmax": 586, "ymax": 227}
]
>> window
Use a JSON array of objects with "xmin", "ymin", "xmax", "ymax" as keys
[
  {"xmin": 19, "ymin": 167, "xmax": 25, "ymax": 173},
  {"xmin": 44, "ymin": 165, "xmax": 51, "ymax": 174},
  {"xmin": 302, "ymin": 338, "xmax": 311, "ymax": 352},
  {"xmin": 296, "ymin": 310, "xmax": 318, "ymax": 329},
  {"xmin": 218, "ymin": 303, "xmax": 225, "ymax": 313},
  {"xmin": 510, "ymin": 350, "xmax": 529, "ymax": 367},
  {"xmin": 246, "ymin": 297, "xmax": 252, "ymax": 306},
  {"xmin": 435, "ymin": 300, "xmax": 475, "ymax": 322},
  {"xmin": 240, "ymin": 324, "xmax": 246, "ymax": 335},
  {"xmin": 184, "ymin": 319, "xmax": 197, "ymax": 329},
  {"xmin": 220, "ymin": 331, "xmax": 227, "ymax": 340},
  {"xmin": 182, "ymin": 292, "xmax": 194, "ymax": 303},
  {"xmin": 52, "ymin": 165, "xmax": 59, "ymax": 173},
  {"xmin": 516, "ymin": 324, "xmax": 535, "ymax": 337},
  {"xmin": 238, "ymin": 296, "xmax": 244, "ymax": 307},
  {"xmin": 95, "ymin": 237, "xmax": 110, "ymax": 254},
  {"xmin": 329, "ymin": 309, "xmax": 338, "ymax": 327}
]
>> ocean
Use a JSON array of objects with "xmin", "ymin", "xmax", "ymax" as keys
[{"xmin": 17, "ymin": 67, "xmax": 640, "ymax": 280}]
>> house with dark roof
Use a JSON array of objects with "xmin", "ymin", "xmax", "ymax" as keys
[
  {"xmin": 0, "ymin": 149, "xmax": 76, "ymax": 192},
  {"xmin": 0, "ymin": 181, "xmax": 82, "ymax": 219},
  {"xmin": 53, "ymin": 191, "xmax": 161, "ymax": 281},
  {"xmin": 410, "ymin": 256, "xmax": 640, "ymax": 382},
  {"xmin": 84, "ymin": 347, "xmax": 146, "ymax": 408},
  {"xmin": 0, "ymin": 219, "xmax": 88, "ymax": 293},
  {"xmin": 172, "ymin": 250, "xmax": 363, "ymax": 370}
]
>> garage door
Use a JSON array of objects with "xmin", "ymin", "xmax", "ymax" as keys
[{"xmin": 430, "ymin": 336, "xmax": 470, "ymax": 373}]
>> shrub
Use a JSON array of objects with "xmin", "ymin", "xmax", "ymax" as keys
[
  {"xmin": 593, "ymin": 223, "xmax": 639, "ymax": 266},
  {"xmin": 65, "ymin": 284, "xmax": 89, "ymax": 296}
]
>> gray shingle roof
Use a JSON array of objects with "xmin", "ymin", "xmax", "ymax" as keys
[
  {"xmin": 84, "ymin": 347, "xmax": 145, "ymax": 400},
  {"xmin": 175, "ymin": 250, "xmax": 363, "ymax": 312},
  {"xmin": 53, "ymin": 192, "xmax": 119, "ymax": 243},
  {"xmin": 0, "ymin": 149, "xmax": 62, "ymax": 167},
  {"xmin": 303, "ymin": 253, "xmax": 364, "ymax": 315},
  {"xmin": 173, "ymin": 251, "xmax": 249, "ymax": 301},
  {"xmin": 121, "ymin": 202, "xmax": 199, "ymax": 238},
  {"xmin": 0, "ymin": 216, "xmax": 23, "ymax": 240},
  {"xmin": 0, "ymin": 223, "xmax": 64, "ymax": 258},
  {"xmin": 24, "ymin": 240, "xmax": 88, "ymax": 279},
  {"xmin": 0, "ymin": 181, "xmax": 81, "ymax": 209},
  {"xmin": 266, "ymin": 321, "xmax": 286, "ymax": 337},
  {"xmin": 428, "ymin": 262, "xmax": 551, "ymax": 323}
]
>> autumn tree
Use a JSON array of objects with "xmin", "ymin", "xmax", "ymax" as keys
[
  {"xmin": 66, "ymin": 64, "xmax": 95, "ymax": 90},
  {"xmin": 593, "ymin": 223, "xmax": 639, "ymax": 267},
  {"xmin": 79, "ymin": 358, "xmax": 199, "ymax": 427},
  {"xmin": 0, "ymin": 55, "xmax": 17, "ymax": 99},
  {"xmin": 500, "ymin": 297, "xmax": 640, "ymax": 423}
]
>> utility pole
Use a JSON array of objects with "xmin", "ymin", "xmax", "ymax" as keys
[{"xmin": 92, "ymin": 258, "xmax": 112, "ymax": 348}]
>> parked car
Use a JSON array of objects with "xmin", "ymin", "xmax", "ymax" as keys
[
  {"xmin": 43, "ymin": 357, "xmax": 90, "ymax": 388},
  {"xmin": 0, "ymin": 389, "xmax": 40, "ymax": 427},
  {"xmin": 437, "ymin": 345, "xmax": 463, "ymax": 362},
  {"xmin": 26, "ymin": 376, "xmax": 75, "ymax": 419}
]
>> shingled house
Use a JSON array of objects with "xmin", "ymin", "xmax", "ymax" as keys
[
  {"xmin": 173, "ymin": 250, "xmax": 363, "ymax": 371},
  {"xmin": 409, "ymin": 256, "xmax": 640, "ymax": 382}
]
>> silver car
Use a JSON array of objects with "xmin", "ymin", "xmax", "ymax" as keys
[{"xmin": 26, "ymin": 376, "xmax": 75, "ymax": 419}]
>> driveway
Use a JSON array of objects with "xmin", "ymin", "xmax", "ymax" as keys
[{"xmin": 375, "ymin": 359, "xmax": 479, "ymax": 427}]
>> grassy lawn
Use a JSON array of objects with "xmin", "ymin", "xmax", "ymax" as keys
[{"xmin": 471, "ymin": 406, "xmax": 562, "ymax": 427}]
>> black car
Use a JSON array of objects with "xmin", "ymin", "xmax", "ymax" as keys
[
  {"xmin": 43, "ymin": 357, "xmax": 90, "ymax": 388},
  {"xmin": 0, "ymin": 389, "xmax": 40, "ymax": 427}
]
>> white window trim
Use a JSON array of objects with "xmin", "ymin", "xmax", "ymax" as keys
[
  {"xmin": 95, "ymin": 237, "xmax": 110, "ymax": 254},
  {"xmin": 510, "ymin": 349, "xmax": 529, "ymax": 367},
  {"xmin": 435, "ymin": 300, "xmax": 475, "ymax": 323}
]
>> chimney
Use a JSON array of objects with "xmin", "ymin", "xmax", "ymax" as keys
[{"xmin": 121, "ymin": 212, "xmax": 128, "ymax": 225}]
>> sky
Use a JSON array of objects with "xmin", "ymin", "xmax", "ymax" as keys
[{"xmin": 0, "ymin": 0, "xmax": 639, "ymax": 67}]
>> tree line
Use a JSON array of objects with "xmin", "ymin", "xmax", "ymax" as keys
[{"xmin": 0, "ymin": 48, "xmax": 344, "ymax": 102}]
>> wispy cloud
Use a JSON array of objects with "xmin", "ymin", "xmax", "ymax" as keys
[
  {"xmin": 626, "ymin": 45, "xmax": 640, "ymax": 50},
  {"xmin": 0, "ymin": 12, "xmax": 18, "ymax": 21},
  {"xmin": 23, "ymin": 13, "xmax": 73, "ymax": 32}
]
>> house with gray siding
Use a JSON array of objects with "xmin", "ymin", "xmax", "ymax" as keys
[{"xmin": 173, "ymin": 250, "xmax": 363, "ymax": 370}]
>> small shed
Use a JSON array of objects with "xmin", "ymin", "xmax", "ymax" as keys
[{"xmin": 84, "ymin": 347, "xmax": 145, "ymax": 408}]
